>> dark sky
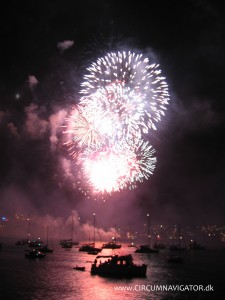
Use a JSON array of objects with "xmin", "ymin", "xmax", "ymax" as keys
[{"xmin": 0, "ymin": 0, "xmax": 225, "ymax": 228}]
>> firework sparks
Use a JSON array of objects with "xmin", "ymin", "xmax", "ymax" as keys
[
  {"xmin": 63, "ymin": 50, "xmax": 170, "ymax": 196},
  {"xmin": 80, "ymin": 140, "xmax": 156, "ymax": 194},
  {"xmin": 64, "ymin": 105, "xmax": 109, "ymax": 149},
  {"xmin": 80, "ymin": 51, "xmax": 170, "ymax": 132}
]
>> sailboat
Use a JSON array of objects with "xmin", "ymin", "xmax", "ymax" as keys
[
  {"xmin": 38, "ymin": 226, "xmax": 54, "ymax": 253},
  {"xmin": 135, "ymin": 214, "xmax": 159, "ymax": 254},
  {"xmin": 79, "ymin": 213, "xmax": 101, "ymax": 254},
  {"xmin": 102, "ymin": 224, "xmax": 121, "ymax": 249},
  {"xmin": 169, "ymin": 224, "xmax": 186, "ymax": 251},
  {"xmin": 167, "ymin": 224, "xmax": 184, "ymax": 263},
  {"xmin": 60, "ymin": 216, "xmax": 79, "ymax": 248}
]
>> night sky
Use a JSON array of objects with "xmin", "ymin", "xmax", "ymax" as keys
[{"xmin": 0, "ymin": 0, "xmax": 225, "ymax": 228}]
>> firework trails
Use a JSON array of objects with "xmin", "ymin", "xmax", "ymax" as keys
[{"xmin": 64, "ymin": 51, "xmax": 170, "ymax": 195}]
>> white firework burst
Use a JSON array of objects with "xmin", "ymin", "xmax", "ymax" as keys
[{"xmin": 80, "ymin": 51, "xmax": 170, "ymax": 132}]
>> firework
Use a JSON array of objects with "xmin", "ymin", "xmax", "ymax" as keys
[
  {"xmin": 63, "ymin": 50, "xmax": 170, "ymax": 196},
  {"xmin": 79, "ymin": 139, "xmax": 156, "ymax": 194},
  {"xmin": 64, "ymin": 105, "xmax": 109, "ymax": 149},
  {"xmin": 79, "ymin": 83, "xmax": 145, "ymax": 142},
  {"xmin": 80, "ymin": 51, "xmax": 170, "ymax": 132}
]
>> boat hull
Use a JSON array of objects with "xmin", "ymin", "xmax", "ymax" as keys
[
  {"xmin": 91, "ymin": 264, "xmax": 147, "ymax": 278},
  {"xmin": 135, "ymin": 245, "xmax": 159, "ymax": 253},
  {"xmin": 91, "ymin": 254, "xmax": 147, "ymax": 278}
]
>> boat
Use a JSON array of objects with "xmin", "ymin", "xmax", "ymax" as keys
[
  {"xmin": 25, "ymin": 248, "xmax": 46, "ymax": 259},
  {"xmin": 102, "ymin": 225, "xmax": 121, "ymax": 249},
  {"xmin": 169, "ymin": 224, "xmax": 186, "ymax": 251},
  {"xmin": 74, "ymin": 266, "xmax": 85, "ymax": 271},
  {"xmin": 128, "ymin": 242, "xmax": 136, "ymax": 247},
  {"xmin": 61, "ymin": 239, "xmax": 73, "ymax": 248},
  {"xmin": 79, "ymin": 242, "xmax": 95, "ymax": 252},
  {"xmin": 167, "ymin": 254, "xmax": 183, "ymax": 263},
  {"xmin": 87, "ymin": 248, "xmax": 101, "ymax": 255},
  {"xmin": 60, "ymin": 216, "xmax": 79, "ymax": 248},
  {"xmin": 91, "ymin": 254, "xmax": 147, "ymax": 278},
  {"xmin": 135, "ymin": 214, "xmax": 159, "ymax": 254},
  {"xmin": 102, "ymin": 241, "xmax": 121, "ymax": 249},
  {"xmin": 189, "ymin": 240, "xmax": 205, "ymax": 250},
  {"xmin": 39, "ymin": 226, "xmax": 54, "ymax": 252},
  {"xmin": 135, "ymin": 245, "xmax": 159, "ymax": 253},
  {"xmin": 79, "ymin": 241, "xmax": 101, "ymax": 253},
  {"xmin": 28, "ymin": 239, "xmax": 44, "ymax": 248},
  {"xmin": 79, "ymin": 213, "xmax": 101, "ymax": 254}
]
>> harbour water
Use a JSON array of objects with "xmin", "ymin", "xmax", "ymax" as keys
[{"xmin": 0, "ymin": 243, "xmax": 224, "ymax": 299}]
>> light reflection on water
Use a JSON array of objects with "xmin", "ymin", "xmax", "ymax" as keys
[{"xmin": 0, "ymin": 244, "xmax": 224, "ymax": 299}]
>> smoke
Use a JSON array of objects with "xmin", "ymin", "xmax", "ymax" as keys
[
  {"xmin": 7, "ymin": 122, "xmax": 19, "ymax": 138},
  {"xmin": 24, "ymin": 103, "xmax": 48, "ymax": 139},
  {"xmin": 171, "ymin": 95, "xmax": 223, "ymax": 136},
  {"xmin": 27, "ymin": 75, "xmax": 39, "ymax": 90},
  {"xmin": 49, "ymin": 109, "xmax": 67, "ymax": 151},
  {"xmin": 57, "ymin": 40, "xmax": 74, "ymax": 53},
  {"xmin": 0, "ymin": 202, "xmax": 124, "ymax": 244}
]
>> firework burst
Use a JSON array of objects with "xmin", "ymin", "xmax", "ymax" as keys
[
  {"xmin": 80, "ymin": 51, "xmax": 170, "ymax": 132},
  {"xmin": 63, "ymin": 50, "xmax": 170, "ymax": 196},
  {"xmin": 80, "ymin": 139, "xmax": 156, "ymax": 194}
]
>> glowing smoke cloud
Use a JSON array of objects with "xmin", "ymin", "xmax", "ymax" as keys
[{"xmin": 64, "ymin": 51, "xmax": 170, "ymax": 195}]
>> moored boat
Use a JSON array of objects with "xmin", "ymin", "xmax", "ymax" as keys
[
  {"xmin": 128, "ymin": 242, "xmax": 136, "ymax": 247},
  {"xmin": 80, "ymin": 213, "xmax": 101, "ymax": 254},
  {"xmin": 135, "ymin": 245, "xmax": 159, "ymax": 254},
  {"xmin": 91, "ymin": 254, "xmax": 147, "ymax": 278},
  {"xmin": 102, "ymin": 241, "xmax": 121, "ymax": 249},
  {"xmin": 74, "ymin": 266, "xmax": 85, "ymax": 271},
  {"xmin": 135, "ymin": 214, "xmax": 159, "ymax": 254},
  {"xmin": 28, "ymin": 239, "xmax": 44, "ymax": 248},
  {"xmin": 79, "ymin": 243, "xmax": 102, "ymax": 254},
  {"xmin": 102, "ymin": 224, "xmax": 121, "ymax": 249},
  {"xmin": 25, "ymin": 248, "xmax": 46, "ymax": 259},
  {"xmin": 61, "ymin": 239, "xmax": 73, "ymax": 248}
]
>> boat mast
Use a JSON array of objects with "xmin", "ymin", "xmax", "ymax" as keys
[
  {"xmin": 178, "ymin": 224, "xmax": 181, "ymax": 248},
  {"xmin": 46, "ymin": 225, "xmax": 49, "ymax": 245},
  {"xmin": 71, "ymin": 216, "xmax": 74, "ymax": 241},
  {"xmin": 27, "ymin": 218, "xmax": 31, "ymax": 242},
  {"xmin": 147, "ymin": 213, "xmax": 150, "ymax": 248},
  {"xmin": 93, "ymin": 213, "xmax": 95, "ymax": 247}
]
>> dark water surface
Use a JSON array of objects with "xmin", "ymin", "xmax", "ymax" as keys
[{"xmin": 0, "ymin": 244, "xmax": 224, "ymax": 299}]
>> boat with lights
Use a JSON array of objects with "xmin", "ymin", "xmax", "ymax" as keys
[
  {"xmin": 25, "ymin": 248, "xmax": 46, "ymax": 259},
  {"xmin": 91, "ymin": 254, "xmax": 147, "ymax": 278}
]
